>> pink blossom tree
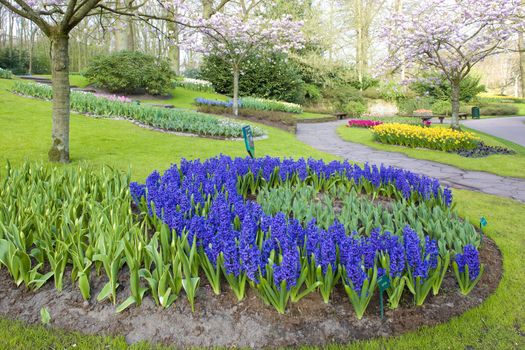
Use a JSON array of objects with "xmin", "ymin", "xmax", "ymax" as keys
[
  {"xmin": 188, "ymin": 13, "xmax": 304, "ymax": 116},
  {"xmin": 384, "ymin": 0, "xmax": 524, "ymax": 129},
  {"xmin": 0, "ymin": 0, "xmax": 188, "ymax": 162}
]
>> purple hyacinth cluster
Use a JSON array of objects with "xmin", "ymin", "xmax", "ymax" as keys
[
  {"xmin": 455, "ymin": 244, "xmax": 481, "ymax": 281},
  {"xmin": 131, "ymin": 156, "xmax": 450, "ymax": 290},
  {"xmin": 403, "ymin": 226, "xmax": 439, "ymax": 282},
  {"xmin": 194, "ymin": 97, "xmax": 235, "ymax": 108}
]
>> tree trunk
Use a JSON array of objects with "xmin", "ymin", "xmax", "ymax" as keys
[
  {"xmin": 127, "ymin": 17, "xmax": 135, "ymax": 51},
  {"xmin": 28, "ymin": 28, "xmax": 36, "ymax": 75},
  {"xmin": 450, "ymin": 81, "xmax": 461, "ymax": 130},
  {"xmin": 202, "ymin": 0, "xmax": 214, "ymax": 19},
  {"xmin": 167, "ymin": 21, "xmax": 181, "ymax": 74},
  {"xmin": 48, "ymin": 34, "xmax": 71, "ymax": 163},
  {"xmin": 518, "ymin": 32, "xmax": 525, "ymax": 97},
  {"xmin": 233, "ymin": 66, "xmax": 239, "ymax": 116}
]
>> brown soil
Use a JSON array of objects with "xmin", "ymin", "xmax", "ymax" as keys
[
  {"xmin": 196, "ymin": 105, "xmax": 297, "ymax": 133},
  {"xmin": 0, "ymin": 237, "xmax": 502, "ymax": 348}
]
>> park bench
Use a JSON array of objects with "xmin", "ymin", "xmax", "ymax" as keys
[
  {"xmin": 334, "ymin": 112, "xmax": 348, "ymax": 120},
  {"xmin": 434, "ymin": 113, "xmax": 469, "ymax": 124}
]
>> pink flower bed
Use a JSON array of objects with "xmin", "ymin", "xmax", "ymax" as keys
[
  {"xmin": 94, "ymin": 93, "xmax": 133, "ymax": 103},
  {"xmin": 347, "ymin": 119, "xmax": 383, "ymax": 128}
]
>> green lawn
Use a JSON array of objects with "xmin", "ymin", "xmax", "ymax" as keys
[
  {"xmin": 142, "ymin": 86, "xmax": 229, "ymax": 110},
  {"xmin": 1, "ymin": 76, "xmax": 525, "ymax": 349},
  {"xmin": 32, "ymin": 74, "xmax": 91, "ymax": 88},
  {"xmin": 0, "ymin": 78, "xmax": 336, "ymax": 181},
  {"xmin": 295, "ymin": 111, "xmax": 336, "ymax": 120},
  {"xmin": 337, "ymin": 124, "xmax": 525, "ymax": 179}
]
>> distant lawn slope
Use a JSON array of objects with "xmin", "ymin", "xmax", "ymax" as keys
[{"xmin": 0, "ymin": 78, "xmax": 337, "ymax": 180}]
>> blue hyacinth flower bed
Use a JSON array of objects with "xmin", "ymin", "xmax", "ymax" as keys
[{"xmin": 131, "ymin": 156, "xmax": 483, "ymax": 316}]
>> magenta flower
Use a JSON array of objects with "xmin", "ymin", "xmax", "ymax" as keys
[{"xmin": 347, "ymin": 119, "xmax": 383, "ymax": 128}]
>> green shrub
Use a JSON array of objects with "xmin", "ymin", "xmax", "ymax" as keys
[
  {"xmin": 410, "ymin": 74, "xmax": 486, "ymax": 102},
  {"xmin": 0, "ymin": 47, "xmax": 50, "ymax": 74},
  {"xmin": 200, "ymin": 52, "xmax": 305, "ymax": 104},
  {"xmin": 480, "ymin": 104, "xmax": 519, "ymax": 116},
  {"xmin": 344, "ymin": 101, "xmax": 367, "ymax": 118},
  {"xmin": 323, "ymin": 85, "xmax": 363, "ymax": 112},
  {"xmin": 12, "ymin": 81, "xmax": 264, "ymax": 138},
  {"xmin": 431, "ymin": 100, "xmax": 452, "ymax": 115},
  {"xmin": 83, "ymin": 51, "xmax": 174, "ymax": 95},
  {"xmin": 362, "ymin": 87, "xmax": 381, "ymax": 100},
  {"xmin": 397, "ymin": 96, "xmax": 434, "ymax": 115},
  {"xmin": 0, "ymin": 67, "xmax": 13, "ymax": 79},
  {"xmin": 303, "ymin": 83, "xmax": 322, "ymax": 103},
  {"xmin": 378, "ymin": 81, "xmax": 407, "ymax": 102}
]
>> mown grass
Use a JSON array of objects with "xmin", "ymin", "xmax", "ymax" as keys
[
  {"xmin": 0, "ymin": 78, "xmax": 336, "ymax": 181},
  {"xmin": 32, "ymin": 74, "xmax": 91, "ymax": 88},
  {"xmin": 1, "ymin": 77, "xmax": 524, "ymax": 349},
  {"xmin": 142, "ymin": 86, "xmax": 229, "ymax": 110},
  {"xmin": 337, "ymin": 124, "xmax": 525, "ymax": 179}
]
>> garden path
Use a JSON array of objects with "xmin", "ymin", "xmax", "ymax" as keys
[
  {"xmin": 296, "ymin": 120, "xmax": 525, "ymax": 203},
  {"xmin": 462, "ymin": 116, "xmax": 525, "ymax": 147}
]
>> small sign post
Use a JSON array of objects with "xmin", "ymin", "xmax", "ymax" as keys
[
  {"xmin": 378, "ymin": 275, "xmax": 391, "ymax": 320},
  {"xmin": 242, "ymin": 125, "xmax": 255, "ymax": 158},
  {"xmin": 479, "ymin": 216, "xmax": 488, "ymax": 240}
]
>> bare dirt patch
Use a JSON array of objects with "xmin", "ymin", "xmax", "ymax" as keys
[{"xmin": 0, "ymin": 237, "xmax": 502, "ymax": 348}]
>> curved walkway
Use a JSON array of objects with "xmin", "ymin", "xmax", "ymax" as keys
[
  {"xmin": 462, "ymin": 116, "xmax": 525, "ymax": 147},
  {"xmin": 297, "ymin": 120, "xmax": 525, "ymax": 203}
]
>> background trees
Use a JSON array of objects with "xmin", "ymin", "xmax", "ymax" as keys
[
  {"xmin": 189, "ymin": 13, "xmax": 304, "ymax": 116},
  {"xmin": 0, "ymin": 0, "xmax": 525, "ymax": 161},
  {"xmin": 384, "ymin": 0, "xmax": 524, "ymax": 129}
]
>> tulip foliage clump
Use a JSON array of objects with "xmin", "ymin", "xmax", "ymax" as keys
[
  {"xmin": 12, "ymin": 82, "xmax": 264, "ymax": 138},
  {"xmin": 0, "ymin": 158, "xmax": 484, "ymax": 318}
]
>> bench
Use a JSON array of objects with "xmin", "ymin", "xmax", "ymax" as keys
[
  {"xmin": 435, "ymin": 113, "xmax": 469, "ymax": 124},
  {"xmin": 334, "ymin": 112, "xmax": 348, "ymax": 120}
]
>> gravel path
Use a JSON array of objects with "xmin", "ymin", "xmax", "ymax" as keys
[
  {"xmin": 296, "ymin": 120, "xmax": 525, "ymax": 202},
  {"xmin": 462, "ymin": 116, "xmax": 525, "ymax": 147}
]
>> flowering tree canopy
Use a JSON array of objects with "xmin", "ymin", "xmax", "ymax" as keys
[
  {"xmin": 184, "ymin": 13, "xmax": 305, "ymax": 115},
  {"xmin": 384, "ymin": 0, "xmax": 524, "ymax": 128}
]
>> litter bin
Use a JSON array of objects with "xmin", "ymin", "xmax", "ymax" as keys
[{"xmin": 471, "ymin": 106, "xmax": 480, "ymax": 119}]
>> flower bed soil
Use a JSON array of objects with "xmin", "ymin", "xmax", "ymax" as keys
[
  {"xmin": 0, "ymin": 237, "xmax": 502, "ymax": 348},
  {"xmin": 197, "ymin": 104, "xmax": 297, "ymax": 133},
  {"xmin": 454, "ymin": 142, "xmax": 516, "ymax": 158}
]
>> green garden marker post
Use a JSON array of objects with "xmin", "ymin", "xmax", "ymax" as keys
[
  {"xmin": 480, "ymin": 217, "xmax": 488, "ymax": 240},
  {"xmin": 242, "ymin": 125, "xmax": 255, "ymax": 158},
  {"xmin": 377, "ymin": 275, "xmax": 391, "ymax": 320}
]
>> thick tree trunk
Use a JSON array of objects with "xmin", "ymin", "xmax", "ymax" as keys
[
  {"xmin": 450, "ymin": 81, "xmax": 461, "ymax": 130},
  {"xmin": 167, "ymin": 21, "xmax": 181, "ymax": 74},
  {"xmin": 518, "ymin": 32, "xmax": 525, "ymax": 97},
  {"xmin": 233, "ymin": 66, "xmax": 239, "ymax": 116},
  {"xmin": 127, "ymin": 17, "xmax": 135, "ymax": 51},
  {"xmin": 48, "ymin": 34, "xmax": 71, "ymax": 163}
]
